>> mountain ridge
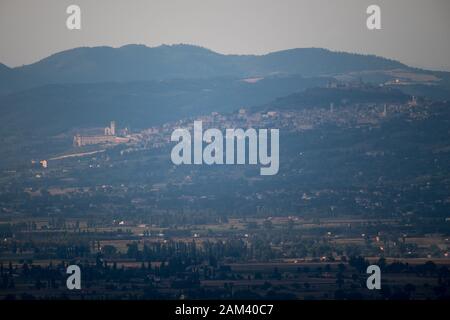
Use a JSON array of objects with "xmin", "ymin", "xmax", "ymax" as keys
[{"xmin": 0, "ymin": 44, "xmax": 409, "ymax": 95}]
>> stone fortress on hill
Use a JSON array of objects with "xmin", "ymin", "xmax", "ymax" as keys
[{"xmin": 73, "ymin": 121, "xmax": 130, "ymax": 147}]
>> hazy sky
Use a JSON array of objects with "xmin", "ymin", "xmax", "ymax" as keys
[{"xmin": 1, "ymin": 0, "xmax": 449, "ymax": 70}]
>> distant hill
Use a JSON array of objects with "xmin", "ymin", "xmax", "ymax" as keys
[
  {"xmin": 0, "ymin": 63, "xmax": 10, "ymax": 72},
  {"xmin": 0, "ymin": 44, "xmax": 448, "ymax": 169},
  {"xmin": 0, "ymin": 75, "xmax": 328, "ymax": 136},
  {"xmin": 0, "ymin": 63, "xmax": 12, "ymax": 92},
  {"xmin": 0, "ymin": 44, "xmax": 407, "ymax": 95},
  {"xmin": 257, "ymin": 86, "xmax": 410, "ymax": 111}
]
